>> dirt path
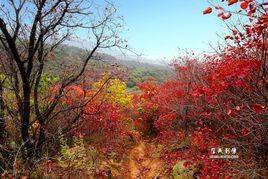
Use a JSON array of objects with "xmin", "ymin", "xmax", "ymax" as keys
[
  {"xmin": 120, "ymin": 133, "xmax": 166, "ymax": 179},
  {"xmin": 128, "ymin": 141, "xmax": 163, "ymax": 178},
  {"xmin": 101, "ymin": 134, "xmax": 193, "ymax": 179}
]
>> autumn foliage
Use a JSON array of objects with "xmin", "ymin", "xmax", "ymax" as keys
[
  {"xmin": 131, "ymin": 1, "xmax": 267, "ymax": 177},
  {"xmin": 0, "ymin": 0, "xmax": 267, "ymax": 178},
  {"xmin": 46, "ymin": 1, "xmax": 267, "ymax": 177}
]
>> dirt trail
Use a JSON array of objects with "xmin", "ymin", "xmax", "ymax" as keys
[{"xmin": 121, "ymin": 133, "xmax": 166, "ymax": 179}]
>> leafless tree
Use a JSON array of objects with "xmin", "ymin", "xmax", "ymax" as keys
[{"xmin": 0, "ymin": 0, "xmax": 126, "ymax": 166}]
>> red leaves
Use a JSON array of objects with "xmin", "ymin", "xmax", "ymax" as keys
[
  {"xmin": 183, "ymin": 161, "xmax": 190, "ymax": 168},
  {"xmin": 154, "ymin": 113, "xmax": 175, "ymax": 131},
  {"xmin": 235, "ymin": 106, "xmax": 241, "ymax": 111},
  {"xmin": 240, "ymin": 1, "xmax": 248, "ymax": 10},
  {"xmin": 132, "ymin": 2, "xmax": 268, "ymax": 177},
  {"xmin": 259, "ymin": 14, "xmax": 268, "ymax": 24},
  {"xmin": 227, "ymin": 109, "xmax": 233, "ymax": 116},
  {"xmin": 232, "ymin": 29, "xmax": 238, "ymax": 35},
  {"xmin": 241, "ymin": 128, "xmax": 250, "ymax": 136},
  {"xmin": 225, "ymin": 35, "xmax": 233, "ymax": 40},
  {"xmin": 228, "ymin": 0, "xmax": 238, "ymax": 6},
  {"xmin": 206, "ymin": 0, "xmax": 261, "ymax": 26},
  {"xmin": 203, "ymin": 7, "xmax": 212, "ymax": 14},
  {"xmin": 252, "ymin": 104, "xmax": 266, "ymax": 114},
  {"xmin": 221, "ymin": 13, "xmax": 232, "ymax": 20},
  {"xmin": 136, "ymin": 53, "xmax": 264, "ymax": 177},
  {"xmin": 66, "ymin": 86, "xmax": 85, "ymax": 98},
  {"xmin": 137, "ymin": 81, "xmax": 158, "ymax": 99}
]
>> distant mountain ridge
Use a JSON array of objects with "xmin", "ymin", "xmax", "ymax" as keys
[{"xmin": 46, "ymin": 45, "xmax": 173, "ymax": 89}]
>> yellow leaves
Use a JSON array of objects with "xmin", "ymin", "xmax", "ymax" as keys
[
  {"xmin": 106, "ymin": 79, "xmax": 132, "ymax": 107},
  {"xmin": 58, "ymin": 138, "xmax": 98, "ymax": 175},
  {"xmin": 100, "ymin": 159, "xmax": 121, "ymax": 177},
  {"xmin": 0, "ymin": 73, "xmax": 5, "ymax": 81},
  {"xmin": 32, "ymin": 121, "xmax": 40, "ymax": 130},
  {"xmin": 92, "ymin": 76, "xmax": 132, "ymax": 107}
]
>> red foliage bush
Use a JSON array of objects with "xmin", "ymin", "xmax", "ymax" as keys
[
  {"xmin": 134, "ymin": 1, "xmax": 267, "ymax": 177},
  {"xmin": 55, "ymin": 78, "xmax": 130, "ymax": 156}
]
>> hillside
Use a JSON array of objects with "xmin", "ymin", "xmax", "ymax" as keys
[
  {"xmin": 1, "ymin": 1, "xmax": 266, "ymax": 178},
  {"xmin": 46, "ymin": 45, "xmax": 173, "ymax": 89}
]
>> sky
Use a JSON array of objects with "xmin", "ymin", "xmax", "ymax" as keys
[
  {"xmin": 110, "ymin": 0, "xmax": 228, "ymax": 60},
  {"xmin": 1, "ymin": 0, "xmax": 230, "ymax": 61}
]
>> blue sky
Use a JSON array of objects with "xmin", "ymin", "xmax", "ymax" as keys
[
  {"xmin": 111, "ymin": 0, "xmax": 228, "ymax": 60},
  {"xmin": 1, "ymin": 0, "xmax": 229, "ymax": 60}
]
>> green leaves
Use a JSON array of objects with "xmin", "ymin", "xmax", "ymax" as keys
[{"xmin": 39, "ymin": 74, "xmax": 59, "ymax": 93}]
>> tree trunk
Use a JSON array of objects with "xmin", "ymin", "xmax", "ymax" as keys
[
  {"xmin": 0, "ymin": 80, "xmax": 5, "ymax": 142},
  {"xmin": 0, "ymin": 80, "xmax": 9, "ymax": 171},
  {"xmin": 20, "ymin": 81, "xmax": 33, "ymax": 160},
  {"xmin": 36, "ymin": 121, "xmax": 45, "ymax": 157}
]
